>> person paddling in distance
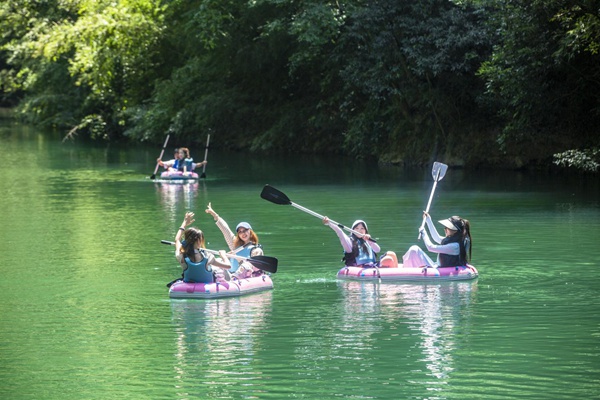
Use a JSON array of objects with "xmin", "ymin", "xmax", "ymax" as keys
[
  {"xmin": 158, "ymin": 147, "xmax": 207, "ymax": 173},
  {"xmin": 173, "ymin": 211, "xmax": 231, "ymax": 284},
  {"xmin": 205, "ymin": 202, "xmax": 265, "ymax": 279},
  {"xmin": 157, "ymin": 148, "xmax": 181, "ymax": 171},
  {"xmin": 402, "ymin": 212, "xmax": 472, "ymax": 268},
  {"xmin": 323, "ymin": 217, "xmax": 381, "ymax": 267}
]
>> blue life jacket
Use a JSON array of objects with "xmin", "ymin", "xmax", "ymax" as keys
[
  {"xmin": 229, "ymin": 243, "xmax": 262, "ymax": 272},
  {"xmin": 183, "ymin": 250, "xmax": 214, "ymax": 283},
  {"xmin": 184, "ymin": 157, "xmax": 194, "ymax": 171},
  {"xmin": 173, "ymin": 159, "xmax": 181, "ymax": 170},
  {"xmin": 343, "ymin": 237, "xmax": 377, "ymax": 267}
]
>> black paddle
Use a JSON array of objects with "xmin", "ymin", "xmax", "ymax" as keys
[
  {"xmin": 161, "ymin": 240, "xmax": 277, "ymax": 273},
  {"xmin": 200, "ymin": 134, "xmax": 210, "ymax": 179},
  {"xmin": 150, "ymin": 135, "xmax": 170, "ymax": 179},
  {"xmin": 260, "ymin": 184, "xmax": 377, "ymax": 243}
]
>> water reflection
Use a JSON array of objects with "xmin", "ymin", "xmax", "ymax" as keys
[
  {"xmin": 169, "ymin": 291, "xmax": 273, "ymax": 394},
  {"xmin": 154, "ymin": 181, "xmax": 200, "ymax": 212},
  {"xmin": 336, "ymin": 281, "xmax": 477, "ymax": 385}
]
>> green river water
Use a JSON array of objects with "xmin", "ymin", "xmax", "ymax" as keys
[{"xmin": 1, "ymin": 120, "xmax": 599, "ymax": 399}]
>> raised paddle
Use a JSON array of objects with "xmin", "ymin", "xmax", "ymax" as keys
[
  {"xmin": 260, "ymin": 184, "xmax": 377, "ymax": 242},
  {"xmin": 160, "ymin": 240, "xmax": 278, "ymax": 273},
  {"xmin": 150, "ymin": 134, "xmax": 170, "ymax": 179},
  {"xmin": 200, "ymin": 134, "xmax": 210, "ymax": 179},
  {"xmin": 418, "ymin": 161, "xmax": 448, "ymax": 239}
]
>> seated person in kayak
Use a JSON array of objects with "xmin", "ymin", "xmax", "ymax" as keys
[
  {"xmin": 158, "ymin": 147, "xmax": 206, "ymax": 173},
  {"xmin": 205, "ymin": 202, "xmax": 264, "ymax": 279},
  {"xmin": 177, "ymin": 147, "xmax": 198, "ymax": 173},
  {"xmin": 323, "ymin": 217, "xmax": 381, "ymax": 268},
  {"xmin": 174, "ymin": 211, "xmax": 231, "ymax": 283},
  {"xmin": 401, "ymin": 212, "xmax": 472, "ymax": 268},
  {"xmin": 157, "ymin": 148, "xmax": 181, "ymax": 171}
]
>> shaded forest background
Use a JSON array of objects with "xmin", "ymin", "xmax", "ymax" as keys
[{"xmin": 1, "ymin": 0, "xmax": 599, "ymax": 171}]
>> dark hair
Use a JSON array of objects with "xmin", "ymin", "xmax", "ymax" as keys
[
  {"xmin": 450, "ymin": 216, "xmax": 472, "ymax": 263},
  {"xmin": 350, "ymin": 225, "xmax": 371, "ymax": 259},
  {"xmin": 180, "ymin": 227, "xmax": 205, "ymax": 257},
  {"xmin": 179, "ymin": 147, "xmax": 190, "ymax": 158}
]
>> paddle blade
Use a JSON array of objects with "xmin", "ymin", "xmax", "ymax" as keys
[
  {"xmin": 260, "ymin": 185, "xmax": 292, "ymax": 205},
  {"xmin": 200, "ymin": 172, "xmax": 206, "ymax": 179},
  {"xmin": 150, "ymin": 174, "xmax": 156, "ymax": 180},
  {"xmin": 432, "ymin": 162, "xmax": 448, "ymax": 181},
  {"xmin": 246, "ymin": 255, "xmax": 278, "ymax": 273}
]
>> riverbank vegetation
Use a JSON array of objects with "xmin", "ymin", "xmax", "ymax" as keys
[{"xmin": 1, "ymin": 0, "xmax": 598, "ymax": 171}]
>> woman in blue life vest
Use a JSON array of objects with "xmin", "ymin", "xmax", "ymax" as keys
[
  {"xmin": 159, "ymin": 147, "xmax": 206, "ymax": 173},
  {"xmin": 174, "ymin": 211, "xmax": 231, "ymax": 283},
  {"xmin": 402, "ymin": 212, "xmax": 472, "ymax": 268},
  {"xmin": 177, "ymin": 147, "xmax": 195, "ymax": 173},
  {"xmin": 205, "ymin": 203, "xmax": 264, "ymax": 279},
  {"xmin": 323, "ymin": 217, "xmax": 381, "ymax": 267}
]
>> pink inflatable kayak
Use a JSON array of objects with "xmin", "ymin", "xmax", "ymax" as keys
[
  {"xmin": 160, "ymin": 170, "xmax": 199, "ymax": 181},
  {"xmin": 169, "ymin": 275, "xmax": 274, "ymax": 299},
  {"xmin": 337, "ymin": 264, "xmax": 478, "ymax": 282}
]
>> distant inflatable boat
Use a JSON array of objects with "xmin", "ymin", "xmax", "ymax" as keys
[
  {"xmin": 169, "ymin": 275, "xmax": 274, "ymax": 299},
  {"xmin": 337, "ymin": 264, "xmax": 478, "ymax": 282},
  {"xmin": 160, "ymin": 170, "xmax": 199, "ymax": 181}
]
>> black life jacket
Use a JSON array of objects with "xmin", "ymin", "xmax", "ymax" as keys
[{"xmin": 439, "ymin": 235, "xmax": 466, "ymax": 267}]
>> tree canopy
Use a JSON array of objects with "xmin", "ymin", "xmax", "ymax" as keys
[{"xmin": 1, "ymin": 0, "xmax": 599, "ymax": 170}]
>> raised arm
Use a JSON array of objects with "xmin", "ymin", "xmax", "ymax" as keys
[
  {"xmin": 420, "ymin": 228, "xmax": 459, "ymax": 255},
  {"xmin": 205, "ymin": 202, "xmax": 236, "ymax": 250},
  {"xmin": 323, "ymin": 217, "xmax": 353, "ymax": 253},
  {"xmin": 175, "ymin": 211, "xmax": 194, "ymax": 264},
  {"xmin": 423, "ymin": 212, "xmax": 444, "ymax": 244}
]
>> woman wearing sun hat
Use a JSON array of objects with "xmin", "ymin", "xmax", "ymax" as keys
[
  {"xmin": 323, "ymin": 217, "xmax": 381, "ymax": 268},
  {"xmin": 205, "ymin": 202, "xmax": 264, "ymax": 278},
  {"xmin": 402, "ymin": 212, "xmax": 472, "ymax": 268}
]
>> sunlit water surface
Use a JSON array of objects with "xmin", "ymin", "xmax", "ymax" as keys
[{"xmin": 1, "ymin": 121, "xmax": 599, "ymax": 399}]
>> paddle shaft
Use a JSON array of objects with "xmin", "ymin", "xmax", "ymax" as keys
[
  {"xmin": 294, "ymin": 202, "xmax": 376, "ymax": 242},
  {"xmin": 418, "ymin": 168, "xmax": 441, "ymax": 239},
  {"xmin": 161, "ymin": 240, "xmax": 239, "ymax": 259},
  {"xmin": 161, "ymin": 240, "xmax": 269, "ymax": 264},
  {"xmin": 201, "ymin": 134, "xmax": 210, "ymax": 175},
  {"xmin": 151, "ymin": 135, "xmax": 170, "ymax": 178}
]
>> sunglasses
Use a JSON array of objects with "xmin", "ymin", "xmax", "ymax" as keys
[{"xmin": 237, "ymin": 228, "xmax": 249, "ymax": 234}]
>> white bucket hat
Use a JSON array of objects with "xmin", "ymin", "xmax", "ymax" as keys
[{"xmin": 352, "ymin": 220, "xmax": 368, "ymax": 232}]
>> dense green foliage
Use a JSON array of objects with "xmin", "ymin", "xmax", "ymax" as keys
[
  {"xmin": 1, "ymin": 0, "xmax": 599, "ymax": 170},
  {"xmin": 479, "ymin": 0, "xmax": 600, "ymax": 170}
]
